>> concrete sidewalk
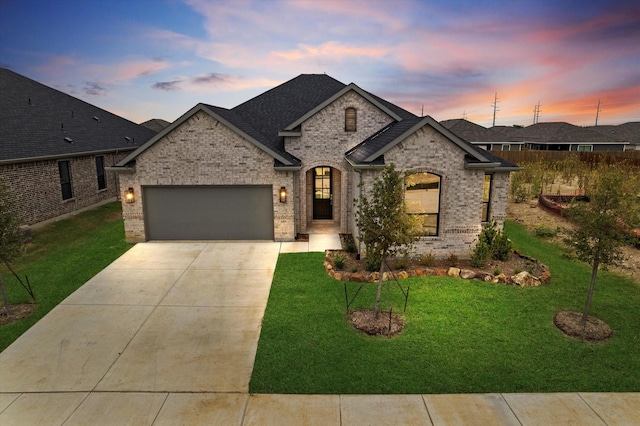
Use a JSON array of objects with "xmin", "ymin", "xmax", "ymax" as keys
[{"xmin": 1, "ymin": 240, "xmax": 638, "ymax": 425}]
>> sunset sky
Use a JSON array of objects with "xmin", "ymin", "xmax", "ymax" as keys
[{"xmin": 1, "ymin": 0, "xmax": 638, "ymax": 127}]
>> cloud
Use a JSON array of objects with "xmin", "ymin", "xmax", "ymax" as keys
[
  {"xmin": 192, "ymin": 72, "xmax": 227, "ymax": 85},
  {"xmin": 152, "ymin": 80, "xmax": 182, "ymax": 91},
  {"xmin": 84, "ymin": 81, "xmax": 107, "ymax": 96}
]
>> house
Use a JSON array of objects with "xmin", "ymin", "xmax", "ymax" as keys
[
  {"xmin": 110, "ymin": 74, "xmax": 519, "ymax": 258},
  {"xmin": 589, "ymin": 122, "xmax": 640, "ymax": 151},
  {"xmin": 0, "ymin": 68, "xmax": 157, "ymax": 226},
  {"xmin": 502, "ymin": 122, "xmax": 629, "ymax": 152},
  {"xmin": 441, "ymin": 119, "xmax": 524, "ymax": 151}
]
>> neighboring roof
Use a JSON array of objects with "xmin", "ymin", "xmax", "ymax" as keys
[
  {"xmin": 589, "ymin": 122, "xmax": 640, "ymax": 143},
  {"xmin": 440, "ymin": 119, "xmax": 521, "ymax": 143},
  {"xmin": 517, "ymin": 122, "xmax": 627, "ymax": 143},
  {"xmin": 0, "ymin": 68, "xmax": 157, "ymax": 164},
  {"xmin": 141, "ymin": 118, "xmax": 170, "ymax": 133}
]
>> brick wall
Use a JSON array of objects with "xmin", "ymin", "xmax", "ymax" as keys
[
  {"xmin": 117, "ymin": 111, "xmax": 294, "ymax": 242},
  {"xmin": 285, "ymin": 91, "xmax": 395, "ymax": 233},
  {"xmin": 1, "ymin": 152, "xmax": 127, "ymax": 225}
]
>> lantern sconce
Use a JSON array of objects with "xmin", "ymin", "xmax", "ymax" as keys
[
  {"xmin": 279, "ymin": 186, "xmax": 287, "ymax": 203},
  {"xmin": 125, "ymin": 187, "xmax": 135, "ymax": 204}
]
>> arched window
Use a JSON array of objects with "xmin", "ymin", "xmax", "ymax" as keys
[
  {"xmin": 405, "ymin": 172, "xmax": 441, "ymax": 236},
  {"xmin": 345, "ymin": 107, "xmax": 357, "ymax": 132}
]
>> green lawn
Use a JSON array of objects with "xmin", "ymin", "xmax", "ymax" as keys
[
  {"xmin": 0, "ymin": 202, "xmax": 132, "ymax": 352},
  {"xmin": 250, "ymin": 220, "xmax": 640, "ymax": 394}
]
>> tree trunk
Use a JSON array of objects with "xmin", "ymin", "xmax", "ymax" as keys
[
  {"xmin": 581, "ymin": 251, "xmax": 600, "ymax": 334},
  {"xmin": 0, "ymin": 271, "xmax": 9, "ymax": 315},
  {"xmin": 374, "ymin": 258, "xmax": 385, "ymax": 319}
]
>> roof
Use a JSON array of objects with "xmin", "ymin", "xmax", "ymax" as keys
[
  {"xmin": 440, "ymin": 119, "xmax": 511, "ymax": 143},
  {"xmin": 589, "ymin": 122, "xmax": 640, "ymax": 143},
  {"xmin": 0, "ymin": 68, "xmax": 157, "ymax": 164},
  {"xmin": 116, "ymin": 74, "xmax": 515, "ymax": 171},
  {"xmin": 517, "ymin": 122, "xmax": 627, "ymax": 143},
  {"xmin": 141, "ymin": 118, "xmax": 170, "ymax": 133}
]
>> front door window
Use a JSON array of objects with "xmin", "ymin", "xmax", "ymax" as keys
[{"xmin": 313, "ymin": 167, "xmax": 332, "ymax": 219}]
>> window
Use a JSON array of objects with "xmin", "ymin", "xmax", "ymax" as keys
[
  {"xmin": 501, "ymin": 144, "xmax": 511, "ymax": 151},
  {"xmin": 58, "ymin": 160, "xmax": 73, "ymax": 200},
  {"xmin": 96, "ymin": 156, "xmax": 106, "ymax": 190},
  {"xmin": 577, "ymin": 145, "xmax": 593, "ymax": 152},
  {"xmin": 482, "ymin": 174, "xmax": 492, "ymax": 222},
  {"xmin": 405, "ymin": 172, "xmax": 440, "ymax": 236},
  {"xmin": 345, "ymin": 107, "xmax": 357, "ymax": 132}
]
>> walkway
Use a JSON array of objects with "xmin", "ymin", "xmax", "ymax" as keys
[{"xmin": 0, "ymin": 238, "xmax": 637, "ymax": 425}]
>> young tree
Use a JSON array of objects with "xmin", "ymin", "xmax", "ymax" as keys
[
  {"xmin": 355, "ymin": 164, "xmax": 419, "ymax": 317},
  {"xmin": 0, "ymin": 184, "xmax": 25, "ymax": 314},
  {"xmin": 565, "ymin": 165, "xmax": 640, "ymax": 332}
]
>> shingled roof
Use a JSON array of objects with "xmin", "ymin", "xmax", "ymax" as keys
[
  {"xmin": 440, "ymin": 119, "xmax": 506, "ymax": 143},
  {"xmin": 116, "ymin": 74, "xmax": 516, "ymax": 171},
  {"xmin": 589, "ymin": 122, "xmax": 640, "ymax": 143},
  {"xmin": 0, "ymin": 68, "xmax": 157, "ymax": 164}
]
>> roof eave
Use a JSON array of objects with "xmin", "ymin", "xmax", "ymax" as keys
[
  {"xmin": 345, "ymin": 155, "xmax": 386, "ymax": 169},
  {"xmin": 115, "ymin": 103, "xmax": 294, "ymax": 168},
  {"xmin": 278, "ymin": 130, "xmax": 301, "ymax": 137},
  {"xmin": 0, "ymin": 147, "xmax": 137, "ymax": 166},
  {"xmin": 464, "ymin": 162, "xmax": 502, "ymax": 170},
  {"xmin": 363, "ymin": 116, "xmax": 491, "ymax": 163}
]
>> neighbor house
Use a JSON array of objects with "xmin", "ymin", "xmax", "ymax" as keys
[
  {"xmin": 0, "ymin": 68, "xmax": 157, "ymax": 226},
  {"xmin": 504, "ymin": 122, "xmax": 629, "ymax": 152},
  {"xmin": 441, "ymin": 119, "xmax": 524, "ymax": 151},
  {"xmin": 110, "ymin": 75, "xmax": 519, "ymax": 258}
]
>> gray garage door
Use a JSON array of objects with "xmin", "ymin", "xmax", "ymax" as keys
[{"xmin": 143, "ymin": 186, "xmax": 274, "ymax": 240}]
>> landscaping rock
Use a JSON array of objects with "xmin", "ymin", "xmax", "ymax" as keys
[
  {"xmin": 415, "ymin": 268, "xmax": 427, "ymax": 276},
  {"xmin": 447, "ymin": 267, "xmax": 461, "ymax": 277},
  {"xmin": 369, "ymin": 272, "xmax": 380, "ymax": 282},
  {"xmin": 475, "ymin": 272, "xmax": 493, "ymax": 282},
  {"xmin": 341, "ymin": 272, "xmax": 352, "ymax": 281},
  {"xmin": 492, "ymin": 273, "xmax": 509, "ymax": 284},
  {"xmin": 435, "ymin": 268, "xmax": 447, "ymax": 276},
  {"xmin": 511, "ymin": 271, "xmax": 542, "ymax": 287},
  {"xmin": 351, "ymin": 272, "xmax": 367, "ymax": 282},
  {"xmin": 460, "ymin": 269, "xmax": 476, "ymax": 279},
  {"xmin": 397, "ymin": 271, "xmax": 409, "ymax": 279},
  {"xmin": 333, "ymin": 272, "xmax": 342, "ymax": 281}
]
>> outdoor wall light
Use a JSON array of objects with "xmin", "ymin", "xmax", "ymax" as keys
[
  {"xmin": 279, "ymin": 186, "xmax": 287, "ymax": 203},
  {"xmin": 125, "ymin": 187, "xmax": 135, "ymax": 204}
]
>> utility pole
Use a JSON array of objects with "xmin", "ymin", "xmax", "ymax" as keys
[
  {"xmin": 533, "ymin": 101, "xmax": 541, "ymax": 124},
  {"xmin": 595, "ymin": 99, "xmax": 601, "ymax": 126},
  {"xmin": 491, "ymin": 93, "xmax": 499, "ymax": 126},
  {"xmin": 462, "ymin": 111, "xmax": 467, "ymax": 120},
  {"xmin": 421, "ymin": 105, "xmax": 424, "ymax": 117}
]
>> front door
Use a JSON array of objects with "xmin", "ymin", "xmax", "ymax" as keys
[{"xmin": 313, "ymin": 166, "xmax": 332, "ymax": 219}]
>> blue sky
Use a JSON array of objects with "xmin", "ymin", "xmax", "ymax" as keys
[{"xmin": 1, "ymin": 0, "xmax": 638, "ymax": 127}]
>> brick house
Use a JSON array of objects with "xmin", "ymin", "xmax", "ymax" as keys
[
  {"xmin": 111, "ymin": 74, "xmax": 519, "ymax": 258},
  {"xmin": 0, "ymin": 68, "xmax": 157, "ymax": 226}
]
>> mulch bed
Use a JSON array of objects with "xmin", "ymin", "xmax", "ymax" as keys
[
  {"xmin": 0, "ymin": 303, "xmax": 37, "ymax": 325},
  {"xmin": 553, "ymin": 310, "xmax": 613, "ymax": 342},
  {"xmin": 348, "ymin": 308, "xmax": 405, "ymax": 337}
]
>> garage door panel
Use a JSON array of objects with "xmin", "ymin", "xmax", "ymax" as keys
[{"xmin": 144, "ymin": 186, "xmax": 274, "ymax": 240}]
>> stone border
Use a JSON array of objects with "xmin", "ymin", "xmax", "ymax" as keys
[{"xmin": 324, "ymin": 250, "xmax": 551, "ymax": 287}]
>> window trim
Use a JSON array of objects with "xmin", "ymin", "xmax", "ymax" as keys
[
  {"xmin": 577, "ymin": 144, "xmax": 593, "ymax": 152},
  {"xmin": 345, "ymin": 107, "xmax": 357, "ymax": 132},
  {"xmin": 95, "ymin": 155, "xmax": 106, "ymax": 190},
  {"xmin": 405, "ymin": 172, "xmax": 441, "ymax": 237},
  {"xmin": 482, "ymin": 174, "xmax": 492, "ymax": 222},
  {"xmin": 58, "ymin": 160, "xmax": 74, "ymax": 200},
  {"xmin": 501, "ymin": 144, "xmax": 511, "ymax": 151}
]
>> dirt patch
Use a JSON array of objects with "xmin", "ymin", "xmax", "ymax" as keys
[
  {"xmin": 348, "ymin": 309, "xmax": 405, "ymax": 337},
  {"xmin": 553, "ymin": 310, "xmax": 613, "ymax": 342},
  {"xmin": 0, "ymin": 303, "xmax": 37, "ymax": 325},
  {"xmin": 507, "ymin": 199, "xmax": 640, "ymax": 284}
]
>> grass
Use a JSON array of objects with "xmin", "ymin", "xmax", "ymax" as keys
[
  {"xmin": 0, "ymin": 202, "xmax": 132, "ymax": 352},
  {"xmin": 250, "ymin": 220, "xmax": 640, "ymax": 394}
]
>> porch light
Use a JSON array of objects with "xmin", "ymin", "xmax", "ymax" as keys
[
  {"xmin": 279, "ymin": 186, "xmax": 287, "ymax": 203},
  {"xmin": 125, "ymin": 187, "xmax": 135, "ymax": 204}
]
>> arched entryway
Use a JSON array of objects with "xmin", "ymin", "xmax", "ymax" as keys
[{"xmin": 304, "ymin": 165, "xmax": 342, "ymax": 232}]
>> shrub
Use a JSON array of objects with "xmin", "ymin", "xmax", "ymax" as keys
[
  {"xmin": 534, "ymin": 226, "xmax": 557, "ymax": 238},
  {"xmin": 366, "ymin": 257, "xmax": 381, "ymax": 272},
  {"xmin": 393, "ymin": 255, "xmax": 409, "ymax": 270},
  {"xmin": 493, "ymin": 267, "xmax": 502, "ymax": 275},
  {"xmin": 333, "ymin": 253, "xmax": 346, "ymax": 270},
  {"xmin": 471, "ymin": 240, "xmax": 490, "ymax": 268},
  {"xmin": 491, "ymin": 232, "xmax": 512, "ymax": 261},
  {"xmin": 419, "ymin": 252, "xmax": 436, "ymax": 267},
  {"xmin": 343, "ymin": 235, "xmax": 357, "ymax": 253},
  {"xmin": 447, "ymin": 253, "xmax": 459, "ymax": 267}
]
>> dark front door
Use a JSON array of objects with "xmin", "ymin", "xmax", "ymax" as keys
[{"xmin": 313, "ymin": 167, "xmax": 332, "ymax": 219}]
